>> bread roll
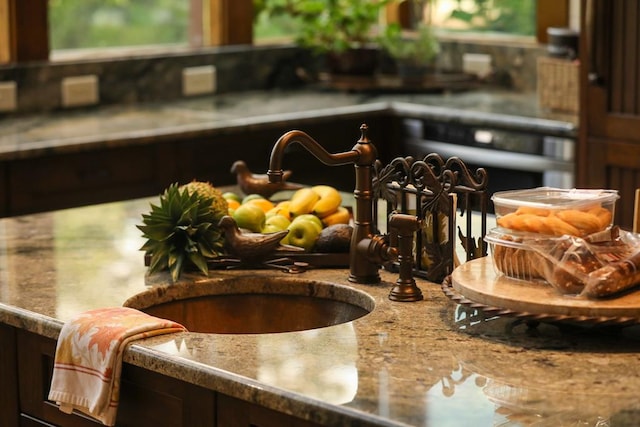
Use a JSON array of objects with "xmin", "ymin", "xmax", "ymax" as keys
[{"xmin": 583, "ymin": 251, "xmax": 640, "ymax": 298}]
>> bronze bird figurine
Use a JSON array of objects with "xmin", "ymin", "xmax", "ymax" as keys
[
  {"xmin": 231, "ymin": 160, "xmax": 304, "ymax": 198},
  {"xmin": 218, "ymin": 216, "xmax": 303, "ymax": 266}
]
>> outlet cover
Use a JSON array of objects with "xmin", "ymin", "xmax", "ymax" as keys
[
  {"xmin": 183, "ymin": 66, "xmax": 216, "ymax": 96},
  {"xmin": 463, "ymin": 53, "xmax": 492, "ymax": 78},
  {"xmin": 0, "ymin": 81, "xmax": 17, "ymax": 112},
  {"xmin": 61, "ymin": 75, "xmax": 99, "ymax": 108}
]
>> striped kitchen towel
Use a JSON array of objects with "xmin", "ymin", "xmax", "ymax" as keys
[{"xmin": 48, "ymin": 307, "xmax": 187, "ymax": 426}]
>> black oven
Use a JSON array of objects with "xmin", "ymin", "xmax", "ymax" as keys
[{"xmin": 401, "ymin": 117, "xmax": 575, "ymax": 208}]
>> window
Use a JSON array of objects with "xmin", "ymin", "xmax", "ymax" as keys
[
  {"xmin": 427, "ymin": 0, "xmax": 536, "ymax": 37},
  {"xmin": 0, "ymin": 0, "xmax": 564, "ymax": 64},
  {"xmin": 49, "ymin": 0, "xmax": 190, "ymax": 52}
]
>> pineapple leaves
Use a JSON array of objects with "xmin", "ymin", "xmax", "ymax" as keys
[{"xmin": 137, "ymin": 182, "xmax": 227, "ymax": 282}]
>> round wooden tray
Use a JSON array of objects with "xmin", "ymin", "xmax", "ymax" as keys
[{"xmin": 444, "ymin": 257, "xmax": 640, "ymax": 327}]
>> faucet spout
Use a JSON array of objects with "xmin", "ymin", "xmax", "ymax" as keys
[
  {"xmin": 267, "ymin": 124, "xmax": 382, "ymax": 284},
  {"xmin": 267, "ymin": 130, "xmax": 361, "ymax": 183}
]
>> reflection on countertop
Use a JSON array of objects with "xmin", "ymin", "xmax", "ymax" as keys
[{"xmin": 2, "ymin": 194, "xmax": 640, "ymax": 426}]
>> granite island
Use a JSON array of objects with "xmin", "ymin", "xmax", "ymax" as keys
[
  {"xmin": 2, "ymin": 194, "xmax": 640, "ymax": 427},
  {"xmin": 4, "ymin": 89, "xmax": 638, "ymax": 426}
]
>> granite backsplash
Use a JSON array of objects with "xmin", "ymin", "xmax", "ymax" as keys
[{"xmin": 0, "ymin": 39, "xmax": 546, "ymax": 116}]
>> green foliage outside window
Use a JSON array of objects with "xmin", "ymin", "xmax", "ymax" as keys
[
  {"xmin": 48, "ymin": 0, "xmax": 536, "ymax": 52},
  {"xmin": 49, "ymin": 0, "xmax": 189, "ymax": 50},
  {"xmin": 442, "ymin": 0, "xmax": 536, "ymax": 36}
]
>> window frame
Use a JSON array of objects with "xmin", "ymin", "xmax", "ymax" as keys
[{"xmin": 1, "ymin": 0, "xmax": 565, "ymax": 64}]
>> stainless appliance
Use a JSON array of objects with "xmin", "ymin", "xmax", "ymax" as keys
[{"xmin": 401, "ymin": 117, "xmax": 575, "ymax": 203}]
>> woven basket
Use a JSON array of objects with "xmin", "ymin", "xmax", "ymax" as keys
[{"xmin": 537, "ymin": 56, "xmax": 580, "ymax": 114}]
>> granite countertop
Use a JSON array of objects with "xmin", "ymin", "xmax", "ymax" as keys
[
  {"xmin": 0, "ymin": 89, "xmax": 578, "ymax": 161},
  {"xmin": 2, "ymin": 194, "xmax": 640, "ymax": 427}
]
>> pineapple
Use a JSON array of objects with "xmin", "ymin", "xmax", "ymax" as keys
[
  {"xmin": 137, "ymin": 182, "xmax": 227, "ymax": 282},
  {"xmin": 180, "ymin": 180, "xmax": 229, "ymax": 220}
]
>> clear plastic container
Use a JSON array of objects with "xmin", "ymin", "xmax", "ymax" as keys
[
  {"xmin": 484, "ymin": 228, "xmax": 551, "ymax": 281},
  {"xmin": 491, "ymin": 187, "xmax": 619, "ymax": 237}
]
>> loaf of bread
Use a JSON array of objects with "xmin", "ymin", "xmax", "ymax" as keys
[
  {"xmin": 550, "ymin": 246, "xmax": 602, "ymax": 294},
  {"xmin": 582, "ymin": 251, "xmax": 640, "ymax": 298},
  {"xmin": 543, "ymin": 229, "xmax": 640, "ymax": 298}
]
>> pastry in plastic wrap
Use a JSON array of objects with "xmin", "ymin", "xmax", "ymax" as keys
[
  {"xmin": 525, "ymin": 227, "xmax": 640, "ymax": 298},
  {"xmin": 583, "ymin": 250, "xmax": 640, "ymax": 298}
]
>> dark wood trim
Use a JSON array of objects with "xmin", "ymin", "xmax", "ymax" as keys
[
  {"xmin": 0, "ymin": 324, "xmax": 19, "ymax": 427},
  {"xmin": 536, "ymin": 0, "xmax": 570, "ymax": 43},
  {"xmin": 0, "ymin": 0, "xmax": 49, "ymax": 63},
  {"xmin": 208, "ymin": 0, "xmax": 253, "ymax": 46}
]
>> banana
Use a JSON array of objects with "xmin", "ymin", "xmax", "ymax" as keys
[
  {"xmin": 311, "ymin": 185, "xmax": 342, "ymax": 218},
  {"xmin": 321, "ymin": 206, "xmax": 350, "ymax": 227},
  {"xmin": 289, "ymin": 188, "xmax": 320, "ymax": 216}
]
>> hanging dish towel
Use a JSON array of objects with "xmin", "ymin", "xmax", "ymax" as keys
[{"xmin": 48, "ymin": 306, "xmax": 187, "ymax": 426}]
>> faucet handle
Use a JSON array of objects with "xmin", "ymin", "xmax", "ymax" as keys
[{"xmin": 388, "ymin": 213, "xmax": 423, "ymax": 302}]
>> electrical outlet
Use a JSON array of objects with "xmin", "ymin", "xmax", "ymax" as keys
[
  {"xmin": 183, "ymin": 66, "xmax": 216, "ymax": 96},
  {"xmin": 463, "ymin": 53, "xmax": 492, "ymax": 78},
  {"xmin": 0, "ymin": 81, "xmax": 17, "ymax": 112},
  {"xmin": 61, "ymin": 75, "xmax": 99, "ymax": 108}
]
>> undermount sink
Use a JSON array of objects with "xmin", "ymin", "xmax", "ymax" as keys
[{"xmin": 123, "ymin": 276, "xmax": 375, "ymax": 334}]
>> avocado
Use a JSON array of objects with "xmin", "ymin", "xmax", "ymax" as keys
[{"xmin": 315, "ymin": 224, "xmax": 353, "ymax": 253}]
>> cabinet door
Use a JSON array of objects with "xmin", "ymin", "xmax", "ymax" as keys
[
  {"xmin": 217, "ymin": 394, "xmax": 320, "ymax": 427},
  {"xmin": 584, "ymin": 0, "xmax": 640, "ymax": 140},
  {"xmin": 16, "ymin": 330, "xmax": 103, "ymax": 427},
  {"xmin": 1, "ymin": 324, "xmax": 19, "ymax": 427},
  {"xmin": 16, "ymin": 330, "xmax": 216, "ymax": 427},
  {"xmin": 580, "ymin": 0, "xmax": 640, "ymax": 229},
  {"xmin": 8, "ymin": 145, "xmax": 158, "ymax": 216}
]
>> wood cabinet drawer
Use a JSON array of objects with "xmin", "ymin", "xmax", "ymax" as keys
[{"xmin": 8, "ymin": 146, "xmax": 158, "ymax": 215}]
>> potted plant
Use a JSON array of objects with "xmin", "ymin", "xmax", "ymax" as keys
[
  {"xmin": 261, "ymin": 0, "xmax": 391, "ymax": 76},
  {"xmin": 378, "ymin": 23, "xmax": 440, "ymax": 81}
]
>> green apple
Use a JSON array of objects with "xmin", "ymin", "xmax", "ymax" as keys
[
  {"xmin": 291, "ymin": 214, "xmax": 323, "ymax": 233},
  {"xmin": 222, "ymin": 191, "xmax": 242, "ymax": 204},
  {"xmin": 263, "ymin": 214, "xmax": 291, "ymax": 232},
  {"xmin": 287, "ymin": 218, "xmax": 321, "ymax": 251},
  {"xmin": 232, "ymin": 203, "xmax": 266, "ymax": 232},
  {"xmin": 262, "ymin": 223, "xmax": 291, "ymax": 245}
]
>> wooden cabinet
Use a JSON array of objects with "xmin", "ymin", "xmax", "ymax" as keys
[
  {"xmin": 10, "ymin": 328, "xmax": 326, "ymax": 427},
  {"xmin": 579, "ymin": 0, "xmax": 640, "ymax": 229},
  {"xmin": 8, "ymin": 145, "xmax": 162, "ymax": 217},
  {"xmin": 1, "ymin": 323, "xmax": 19, "ymax": 427},
  {"xmin": 216, "ymin": 395, "xmax": 321, "ymax": 427},
  {"xmin": 15, "ymin": 329, "xmax": 216, "ymax": 427}
]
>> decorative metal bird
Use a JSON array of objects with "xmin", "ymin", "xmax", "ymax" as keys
[
  {"xmin": 231, "ymin": 160, "xmax": 304, "ymax": 198},
  {"xmin": 217, "ymin": 215, "xmax": 304, "ymax": 266}
]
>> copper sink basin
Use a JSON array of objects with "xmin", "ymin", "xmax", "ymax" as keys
[{"xmin": 123, "ymin": 276, "xmax": 374, "ymax": 334}]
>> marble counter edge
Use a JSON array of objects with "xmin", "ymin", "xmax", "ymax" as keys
[
  {"xmin": 0, "ymin": 299, "xmax": 406, "ymax": 426},
  {"xmin": 0, "ymin": 102, "xmax": 392, "ymax": 161},
  {"xmin": 0, "ymin": 302, "xmax": 63, "ymax": 339}
]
